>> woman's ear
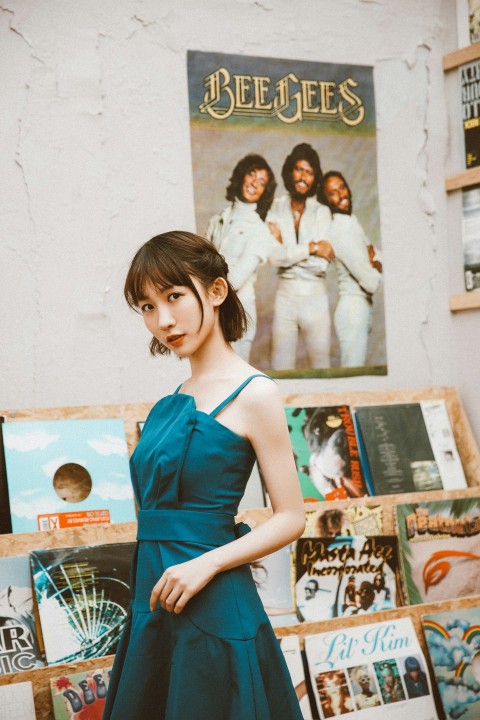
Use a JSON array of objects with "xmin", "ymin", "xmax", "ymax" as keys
[{"xmin": 209, "ymin": 277, "xmax": 228, "ymax": 306}]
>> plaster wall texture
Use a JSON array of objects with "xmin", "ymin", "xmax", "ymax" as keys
[{"xmin": 1, "ymin": 0, "xmax": 479, "ymax": 444}]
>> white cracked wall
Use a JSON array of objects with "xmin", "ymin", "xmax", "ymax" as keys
[{"xmin": 1, "ymin": 0, "xmax": 479, "ymax": 444}]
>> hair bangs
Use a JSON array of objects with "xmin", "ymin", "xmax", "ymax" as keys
[{"xmin": 124, "ymin": 240, "xmax": 198, "ymax": 310}]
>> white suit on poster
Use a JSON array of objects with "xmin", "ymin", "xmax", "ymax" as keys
[
  {"xmin": 330, "ymin": 213, "xmax": 382, "ymax": 368},
  {"xmin": 206, "ymin": 200, "xmax": 275, "ymax": 361},
  {"xmin": 267, "ymin": 195, "xmax": 332, "ymax": 370}
]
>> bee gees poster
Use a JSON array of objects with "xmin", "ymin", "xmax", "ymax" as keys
[{"xmin": 187, "ymin": 50, "xmax": 387, "ymax": 378}]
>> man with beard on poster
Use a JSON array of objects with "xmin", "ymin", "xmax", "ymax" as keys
[
  {"xmin": 267, "ymin": 143, "xmax": 334, "ymax": 371},
  {"xmin": 206, "ymin": 154, "xmax": 277, "ymax": 362},
  {"xmin": 319, "ymin": 171, "xmax": 382, "ymax": 368}
]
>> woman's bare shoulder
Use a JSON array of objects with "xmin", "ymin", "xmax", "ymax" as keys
[{"xmin": 239, "ymin": 372, "xmax": 282, "ymax": 411}]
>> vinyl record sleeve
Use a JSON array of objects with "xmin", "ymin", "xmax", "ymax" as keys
[
  {"xmin": 0, "ymin": 681, "xmax": 36, "ymax": 720},
  {"xmin": 294, "ymin": 535, "xmax": 401, "ymax": 623},
  {"xmin": 395, "ymin": 498, "xmax": 480, "ymax": 605},
  {"xmin": 422, "ymin": 604, "xmax": 480, "ymax": 720},
  {"xmin": 304, "ymin": 617, "xmax": 438, "ymax": 719},
  {"xmin": 50, "ymin": 666, "xmax": 112, "ymax": 720},
  {"xmin": 3, "ymin": 418, "xmax": 136, "ymax": 533},
  {"xmin": 30, "ymin": 542, "xmax": 134, "ymax": 664},
  {"xmin": 0, "ymin": 554, "xmax": 45, "ymax": 674}
]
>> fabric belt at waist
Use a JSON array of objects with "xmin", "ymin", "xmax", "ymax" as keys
[{"xmin": 136, "ymin": 509, "xmax": 249, "ymax": 545}]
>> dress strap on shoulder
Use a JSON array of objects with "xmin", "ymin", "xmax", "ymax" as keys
[
  {"xmin": 210, "ymin": 374, "xmax": 273, "ymax": 418},
  {"xmin": 173, "ymin": 384, "xmax": 183, "ymax": 394}
]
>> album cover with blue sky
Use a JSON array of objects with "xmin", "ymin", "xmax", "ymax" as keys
[{"xmin": 3, "ymin": 419, "xmax": 135, "ymax": 533}]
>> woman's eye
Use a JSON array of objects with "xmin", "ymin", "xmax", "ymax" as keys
[
  {"xmin": 168, "ymin": 292, "xmax": 181, "ymax": 302},
  {"xmin": 140, "ymin": 303, "xmax": 153, "ymax": 313}
]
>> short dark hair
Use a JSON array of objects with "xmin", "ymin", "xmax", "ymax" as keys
[
  {"xmin": 226, "ymin": 154, "xmax": 276, "ymax": 221},
  {"xmin": 124, "ymin": 231, "xmax": 248, "ymax": 356},
  {"xmin": 282, "ymin": 143, "xmax": 322, "ymax": 196},
  {"xmin": 319, "ymin": 170, "xmax": 352, "ymax": 209}
]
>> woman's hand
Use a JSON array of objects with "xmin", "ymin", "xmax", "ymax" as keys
[{"xmin": 150, "ymin": 554, "xmax": 218, "ymax": 614}]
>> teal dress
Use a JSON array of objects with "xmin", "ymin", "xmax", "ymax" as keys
[{"xmin": 103, "ymin": 375, "xmax": 303, "ymax": 720}]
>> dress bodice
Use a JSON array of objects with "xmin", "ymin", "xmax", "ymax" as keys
[{"xmin": 130, "ymin": 379, "xmax": 261, "ymax": 516}]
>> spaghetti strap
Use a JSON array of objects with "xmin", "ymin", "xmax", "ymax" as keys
[
  {"xmin": 173, "ymin": 384, "xmax": 182, "ymax": 394},
  {"xmin": 210, "ymin": 374, "xmax": 273, "ymax": 418}
]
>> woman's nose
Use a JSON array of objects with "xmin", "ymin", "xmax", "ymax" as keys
[{"xmin": 157, "ymin": 306, "xmax": 175, "ymax": 329}]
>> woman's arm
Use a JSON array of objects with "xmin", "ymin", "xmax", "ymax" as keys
[{"xmin": 150, "ymin": 379, "xmax": 306, "ymax": 614}]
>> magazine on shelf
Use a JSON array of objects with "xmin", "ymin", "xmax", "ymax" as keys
[
  {"xmin": 0, "ymin": 681, "xmax": 36, "ymax": 720},
  {"xmin": 2, "ymin": 418, "xmax": 136, "ymax": 533},
  {"xmin": 0, "ymin": 555, "xmax": 45, "ymax": 674},
  {"xmin": 395, "ymin": 497, "xmax": 480, "ymax": 605},
  {"xmin": 0, "ymin": 417, "xmax": 12, "ymax": 534},
  {"xmin": 285, "ymin": 405, "xmax": 367, "ymax": 503},
  {"xmin": 304, "ymin": 617, "xmax": 438, "ymax": 719},
  {"xmin": 353, "ymin": 401, "xmax": 466, "ymax": 496},
  {"xmin": 30, "ymin": 542, "xmax": 134, "ymax": 664},
  {"xmin": 304, "ymin": 505, "xmax": 383, "ymax": 538},
  {"xmin": 461, "ymin": 58, "xmax": 480, "ymax": 169},
  {"xmin": 278, "ymin": 635, "xmax": 313, "ymax": 719},
  {"xmin": 462, "ymin": 185, "xmax": 480, "ymax": 292},
  {"xmin": 422, "ymin": 604, "xmax": 480, "ymax": 720},
  {"xmin": 470, "ymin": 0, "xmax": 480, "ymax": 42},
  {"xmin": 294, "ymin": 536, "xmax": 401, "ymax": 623},
  {"xmin": 50, "ymin": 666, "xmax": 112, "ymax": 720},
  {"xmin": 252, "ymin": 545, "xmax": 297, "ymax": 627}
]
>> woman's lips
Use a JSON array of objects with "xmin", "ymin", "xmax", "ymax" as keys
[{"xmin": 166, "ymin": 334, "xmax": 185, "ymax": 346}]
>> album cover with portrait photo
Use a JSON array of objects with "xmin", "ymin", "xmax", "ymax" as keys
[
  {"xmin": 294, "ymin": 535, "xmax": 401, "ymax": 623},
  {"xmin": 304, "ymin": 617, "xmax": 438, "ymax": 719}
]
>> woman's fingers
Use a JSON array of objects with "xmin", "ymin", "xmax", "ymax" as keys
[{"xmin": 150, "ymin": 572, "xmax": 191, "ymax": 613}]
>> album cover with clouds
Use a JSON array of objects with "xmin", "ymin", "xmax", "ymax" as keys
[
  {"xmin": 423, "ymin": 605, "xmax": 480, "ymax": 720},
  {"xmin": 2, "ymin": 419, "xmax": 136, "ymax": 533}
]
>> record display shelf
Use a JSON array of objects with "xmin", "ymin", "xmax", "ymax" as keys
[{"xmin": 0, "ymin": 386, "xmax": 478, "ymax": 719}]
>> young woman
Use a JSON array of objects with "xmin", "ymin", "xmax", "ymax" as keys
[
  {"xmin": 206, "ymin": 153, "xmax": 277, "ymax": 362},
  {"xmin": 103, "ymin": 230, "xmax": 306, "ymax": 719}
]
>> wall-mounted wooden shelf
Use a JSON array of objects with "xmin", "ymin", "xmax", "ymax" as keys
[
  {"xmin": 445, "ymin": 165, "xmax": 480, "ymax": 191},
  {"xmin": 449, "ymin": 291, "xmax": 480, "ymax": 311},
  {"xmin": 444, "ymin": 41, "xmax": 480, "ymax": 71}
]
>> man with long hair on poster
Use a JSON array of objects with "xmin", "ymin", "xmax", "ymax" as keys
[
  {"xmin": 206, "ymin": 153, "xmax": 277, "ymax": 361},
  {"xmin": 267, "ymin": 143, "xmax": 334, "ymax": 371},
  {"xmin": 320, "ymin": 171, "xmax": 382, "ymax": 368}
]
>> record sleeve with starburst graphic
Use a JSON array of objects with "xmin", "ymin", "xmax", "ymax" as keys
[{"xmin": 30, "ymin": 542, "xmax": 134, "ymax": 665}]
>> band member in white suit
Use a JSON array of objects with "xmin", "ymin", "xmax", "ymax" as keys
[
  {"xmin": 319, "ymin": 171, "xmax": 382, "ymax": 368},
  {"xmin": 267, "ymin": 144, "xmax": 334, "ymax": 371},
  {"xmin": 206, "ymin": 154, "xmax": 277, "ymax": 361}
]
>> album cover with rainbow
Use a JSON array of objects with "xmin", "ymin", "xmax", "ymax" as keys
[
  {"xmin": 2, "ymin": 418, "xmax": 136, "ymax": 533},
  {"xmin": 423, "ymin": 605, "xmax": 480, "ymax": 720}
]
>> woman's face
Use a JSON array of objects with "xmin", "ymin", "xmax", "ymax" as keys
[
  {"xmin": 241, "ymin": 168, "xmax": 269, "ymax": 203},
  {"xmin": 139, "ymin": 277, "xmax": 220, "ymax": 358}
]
